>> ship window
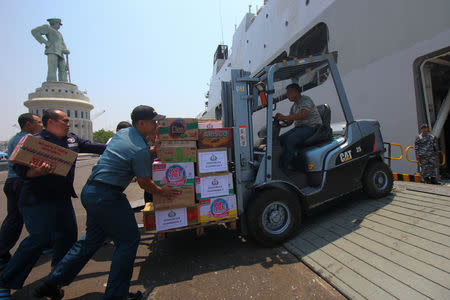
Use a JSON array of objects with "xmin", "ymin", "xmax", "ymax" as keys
[
  {"xmin": 306, "ymin": 0, "xmax": 310, "ymax": 5},
  {"xmin": 75, "ymin": 110, "xmax": 78, "ymax": 118},
  {"xmin": 81, "ymin": 111, "xmax": 84, "ymax": 119},
  {"xmin": 289, "ymin": 22, "xmax": 329, "ymax": 58},
  {"xmin": 213, "ymin": 45, "xmax": 228, "ymax": 64},
  {"xmin": 67, "ymin": 110, "xmax": 71, "ymax": 117}
]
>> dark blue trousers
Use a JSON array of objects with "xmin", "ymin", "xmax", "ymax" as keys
[
  {"xmin": 0, "ymin": 178, "xmax": 24, "ymax": 261},
  {"xmin": 279, "ymin": 125, "xmax": 315, "ymax": 170},
  {"xmin": 45, "ymin": 184, "xmax": 140, "ymax": 300},
  {"xmin": 0, "ymin": 198, "xmax": 77, "ymax": 289}
]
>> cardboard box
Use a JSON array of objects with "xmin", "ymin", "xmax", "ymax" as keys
[
  {"xmin": 198, "ymin": 119, "xmax": 223, "ymax": 129},
  {"xmin": 158, "ymin": 118, "xmax": 198, "ymax": 140},
  {"xmin": 199, "ymin": 195, "xmax": 237, "ymax": 223},
  {"xmin": 143, "ymin": 203, "xmax": 199, "ymax": 231},
  {"xmin": 8, "ymin": 135, "xmax": 78, "ymax": 176},
  {"xmin": 152, "ymin": 161, "xmax": 195, "ymax": 186},
  {"xmin": 153, "ymin": 185, "xmax": 196, "ymax": 210},
  {"xmin": 195, "ymin": 173, "xmax": 234, "ymax": 200},
  {"xmin": 156, "ymin": 140, "xmax": 197, "ymax": 163},
  {"xmin": 197, "ymin": 148, "xmax": 228, "ymax": 175},
  {"xmin": 198, "ymin": 128, "xmax": 233, "ymax": 149}
]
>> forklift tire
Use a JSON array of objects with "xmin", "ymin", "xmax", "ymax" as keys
[
  {"xmin": 362, "ymin": 160, "xmax": 393, "ymax": 198},
  {"xmin": 247, "ymin": 188, "xmax": 302, "ymax": 247}
]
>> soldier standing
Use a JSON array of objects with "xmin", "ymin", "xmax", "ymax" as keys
[
  {"xmin": 31, "ymin": 18, "xmax": 70, "ymax": 82},
  {"xmin": 414, "ymin": 124, "xmax": 440, "ymax": 184}
]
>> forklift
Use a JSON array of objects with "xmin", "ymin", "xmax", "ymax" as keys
[{"xmin": 221, "ymin": 52, "xmax": 393, "ymax": 246}]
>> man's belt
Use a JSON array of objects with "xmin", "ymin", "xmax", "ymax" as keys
[{"xmin": 86, "ymin": 180, "xmax": 125, "ymax": 192}]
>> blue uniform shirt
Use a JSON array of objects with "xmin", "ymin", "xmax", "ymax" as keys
[
  {"xmin": 88, "ymin": 127, "xmax": 151, "ymax": 188},
  {"xmin": 7, "ymin": 131, "xmax": 29, "ymax": 179},
  {"xmin": 15, "ymin": 130, "xmax": 106, "ymax": 205}
]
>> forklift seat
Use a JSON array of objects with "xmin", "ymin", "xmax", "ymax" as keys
[
  {"xmin": 254, "ymin": 104, "xmax": 333, "ymax": 152},
  {"xmin": 302, "ymin": 104, "xmax": 333, "ymax": 147}
]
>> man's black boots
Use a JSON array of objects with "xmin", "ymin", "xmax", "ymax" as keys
[{"xmin": 33, "ymin": 282, "xmax": 64, "ymax": 300}]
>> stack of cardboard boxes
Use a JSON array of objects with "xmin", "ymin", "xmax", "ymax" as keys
[
  {"xmin": 196, "ymin": 121, "xmax": 236, "ymax": 223},
  {"xmin": 143, "ymin": 118, "xmax": 236, "ymax": 233}
]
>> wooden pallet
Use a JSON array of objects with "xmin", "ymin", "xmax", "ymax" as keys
[{"xmin": 152, "ymin": 217, "xmax": 239, "ymax": 241}]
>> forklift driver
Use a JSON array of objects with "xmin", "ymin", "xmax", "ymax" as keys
[{"xmin": 275, "ymin": 83, "xmax": 323, "ymax": 171}]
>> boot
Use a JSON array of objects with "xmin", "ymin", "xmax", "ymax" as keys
[
  {"xmin": 109, "ymin": 291, "xmax": 143, "ymax": 300},
  {"xmin": 33, "ymin": 282, "xmax": 64, "ymax": 300},
  {"xmin": 430, "ymin": 177, "xmax": 440, "ymax": 185},
  {"xmin": 423, "ymin": 177, "xmax": 431, "ymax": 184}
]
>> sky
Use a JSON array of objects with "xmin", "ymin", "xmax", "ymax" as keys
[{"xmin": 0, "ymin": 0, "xmax": 262, "ymax": 140}]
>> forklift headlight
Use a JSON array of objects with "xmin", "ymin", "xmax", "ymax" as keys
[{"xmin": 308, "ymin": 163, "xmax": 315, "ymax": 170}]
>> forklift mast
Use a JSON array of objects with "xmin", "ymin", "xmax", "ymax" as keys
[{"xmin": 222, "ymin": 70, "xmax": 257, "ymax": 220}]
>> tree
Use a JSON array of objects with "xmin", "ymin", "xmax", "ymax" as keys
[{"xmin": 93, "ymin": 129, "xmax": 114, "ymax": 143}]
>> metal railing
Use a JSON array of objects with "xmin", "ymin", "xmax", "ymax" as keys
[
  {"xmin": 384, "ymin": 142, "xmax": 403, "ymax": 167},
  {"xmin": 405, "ymin": 146, "xmax": 446, "ymax": 166}
]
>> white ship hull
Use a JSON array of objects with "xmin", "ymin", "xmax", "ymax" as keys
[{"xmin": 202, "ymin": 0, "xmax": 450, "ymax": 175}]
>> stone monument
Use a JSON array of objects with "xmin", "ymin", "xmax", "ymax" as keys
[{"xmin": 25, "ymin": 18, "xmax": 94, "ymax": 140}]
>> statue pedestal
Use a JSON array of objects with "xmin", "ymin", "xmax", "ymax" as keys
[{"xmin": 24, "ymin": 82, "xmax": 94, "ymax": 140}]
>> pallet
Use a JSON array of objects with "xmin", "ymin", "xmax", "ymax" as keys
[{"xmin": 152, "ymin": 217, "xmax": 238, "ymax": 241}]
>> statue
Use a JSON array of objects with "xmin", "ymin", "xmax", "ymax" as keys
[{"xmin": 31, "ymin": 18, "xmax": 70, "ymax": 82}]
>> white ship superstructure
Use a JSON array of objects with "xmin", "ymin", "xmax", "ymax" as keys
[{"xmin": 202, "ymin": 0, "xmax": 450, "ymax": 175}]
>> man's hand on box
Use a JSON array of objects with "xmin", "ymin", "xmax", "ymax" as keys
[
  {"xmin": 158, "ymin": 185, "xmax": 182, "ymax": 200},
  {"xmin": 27, "ymin": 161, "xmax": 53, "ymax": 178},
  {"xmin": 149, "ymin": 145, "xmax": 157, "ymax": 156}
]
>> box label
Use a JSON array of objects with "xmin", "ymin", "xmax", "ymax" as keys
[
  {"xmin": 158, "ymin": 118, "xmax": 198, "ymax": 140},
  {"xmin": 155, "ymin": 207, "xmax": 187, "ymax": 231},
  {"xmin": 198, "ymin": 128, "xmax": 233, "ymax": 149},
  {"xmin": 198, "ymin": 120, "xmax": 223, "ymax": 129},
  {"xmin": 195, "ymin": 173, "xmax": 233, "ymax": 199},
  {"xmin": 199, "ymin": 195, "xmax": 237, "ymax": 222},
  {"xmin": 152, "ymin": 162, "xmax": 195, "ymax": 186},
  {"xmin": 197, "ymin": 150, "xmax": 227, "ymax": 174}
]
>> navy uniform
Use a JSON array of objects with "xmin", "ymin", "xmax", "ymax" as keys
[
  {"xmin": 0, "ymin": 130, "xmax": 105, "ymax": 290},
  {"xmin": 0, "ymin": 132, "xmax": 29, "ymax": 268},
  {"xmin": 414, "ymin": 131, "xmax": 438, "ymax": 183},
  {"xmin": 41, "ymin": 126, "xmax": 152, "ymax": 299}
]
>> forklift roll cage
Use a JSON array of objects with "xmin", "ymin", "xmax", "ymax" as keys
[{"xmin": 224, "ymin": 52, "xmax": 351, "ymax": 212}]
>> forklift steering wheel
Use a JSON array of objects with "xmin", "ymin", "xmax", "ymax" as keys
[{"xmin": 277, "ymin": 119, "xmax": 291, "ymax": 128}]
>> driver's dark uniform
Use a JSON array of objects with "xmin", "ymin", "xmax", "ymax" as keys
[{"xmin": 279, "ymin": 95, "xmax": 322, "ymax": 170}]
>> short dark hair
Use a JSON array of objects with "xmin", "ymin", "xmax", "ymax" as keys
[
  {"xmin": 130, "ymin": 105, "xmax": 165, "ymax": 126},
  {"xmin": 116, "ymin": 121, "xmax": 132, "ymax": 131},
  {"xmin": 286, "ymin": 83, "xmax": 302, "ymax": 93},
  {"xmin": 43, "ymin": 109, "xmax": 62, "ymax": 127},
  {"xmin": 18, "ymin": 113, "xmax": 36, "ymax": 129}
]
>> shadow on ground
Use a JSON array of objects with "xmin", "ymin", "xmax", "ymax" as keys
[{"xmin": 137, "ymin": 225, "xmax": 296, "ymax": 296}]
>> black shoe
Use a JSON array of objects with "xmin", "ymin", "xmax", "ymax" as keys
[
  {"xmin": 33, "ymin": 282, "xmax": 64, "ymax": 300},
  {"xmin": 430, "ymin": 177, "xmax": 441, "ymax": 185},
  {"xmin": 423, "ymin": 177, "xmax": 431, "ymax": 184},
  {"xmin": 128, "ymin": 291, "xmax": 143, "ymax": 300},
  {"xmin": 109, "ymin": 291, "xmax": 143, "ymax": 300}
]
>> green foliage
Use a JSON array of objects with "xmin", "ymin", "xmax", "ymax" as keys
[{"xmin": 93, "ymin": 129, "xmax": 114, "ymax": 143}]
